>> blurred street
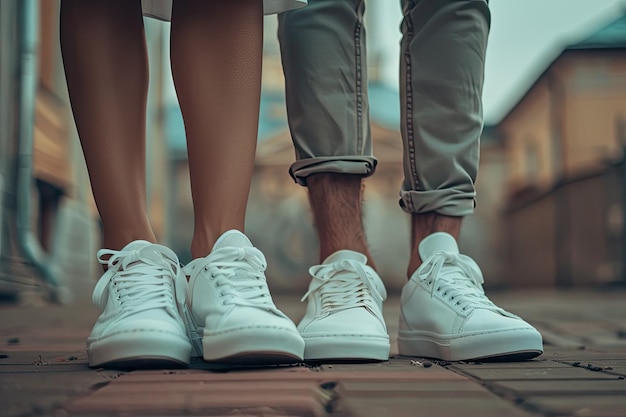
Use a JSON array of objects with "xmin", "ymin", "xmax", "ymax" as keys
[{"xmin": 1, "ymin": 287, "xmax": 626, "ymax": 417}]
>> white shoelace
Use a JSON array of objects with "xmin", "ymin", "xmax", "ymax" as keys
[
  {"xmin": 301, "ymin": 259, "xmax": 384, "ymax": 315},
  {"xmin": 93, "ymin": 245, "xmax": 184, "ymax": 320},
  {"xmin": 184, "ymin": 247, "xmax": 276, "ymax": 309},
  {"xmin": 417, "ymin": 252, "xmax": 502, "ymax": 313}
]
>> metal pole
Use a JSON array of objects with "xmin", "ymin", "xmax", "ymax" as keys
[
  {"xmin": 0, "ymin": 0, "xmax": 13, "ymax": 279},
  {"xmin": 617, "ymin": 116, "xmax": 626, "ymax": 284}
]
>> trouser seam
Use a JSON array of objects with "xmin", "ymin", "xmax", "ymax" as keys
[
  {"xmin": 355, "ymin": 0, "xmax": 364, "ymax": 155},
  {"xmin": 403, "ymin": 1, "xmax": 418, "ymax": 212}
]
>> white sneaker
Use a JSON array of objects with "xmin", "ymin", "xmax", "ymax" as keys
[
  {"xmin": 87, "ymin": 241, "xmax": 192, "ymax": 368},
  {"xmin": 184, "ymin": 230, "xmax": 304, "ymax": 364},
  {"xmin": 398, "ymin": 232, "xmax": 543, "ymax": 361},
  {"xmin": 298, "ymin": 250, "xmax": 390, "ymax": 361}
]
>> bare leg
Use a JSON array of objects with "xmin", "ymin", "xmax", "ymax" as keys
[
  {"xmin": 408, "ymin": 213, "xmax": 462, "ymax": 277},
  {"xmin": 307, "ymin": 173, "xmax": 375, "ymax": 268},
  {"xmin": 170, "ymin": 0, "xmax": 263, "ymax": 259},
  {"xmin": 60, "ymin": 0, "xmax": 154, "ymax": 250}
]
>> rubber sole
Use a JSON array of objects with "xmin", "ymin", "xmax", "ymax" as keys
[
  {"xmin": 303, "ymin": 334, "xmax": 390, "ymax": 362},
  {"xmin": 88, "ymin": 331, "xmax": 192, "ymax": 369},
  {"xmin": 397, "ymin": 327, "xmax": 543, "ymax": 362},
  {"xmin": 201, "ymin": 326, "xmax": 305, "ymax": 364}
]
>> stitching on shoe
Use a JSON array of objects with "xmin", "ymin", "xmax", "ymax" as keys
[
  {"xmin": 399, "ymin": 326, "xmax": 539, "ymax": 340},
  {"xmin": 204, "ymin": 325, "xmax": 301, "ymax": 336},
  {"xmin": 91, "ymin": 328, "xmax": 189, "ymax": 341},
  {"xmin": 301, "ymin": 333, "xmax": 390, "ymax": 340}
]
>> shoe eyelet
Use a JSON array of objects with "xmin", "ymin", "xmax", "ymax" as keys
[{"xmin": 427, "ymin": 280, "xmax": 433, "ymax": 285}]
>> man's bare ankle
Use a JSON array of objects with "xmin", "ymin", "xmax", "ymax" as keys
[
  {"xmin": 407, "ymin": 213, "xmax": 463, "ymax": 278},
  {"xmin": 306, "ymin": 173, "xmax": 375, "ymax": 267}
]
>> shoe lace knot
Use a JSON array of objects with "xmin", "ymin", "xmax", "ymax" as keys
[
  {"xmin": 417, "ymin": 251, "xmax": 498, "ymax": 313},
  {"xmin": 93, "ymin": 245, "xmax": 184, "ymax": 319},
  {"xmin": 184, "ymin": 246, "xmax": 276, "ymax": 309},
  {"xmin": 301, "ymin": 259, "xmax": 383, "ymax": 315}
]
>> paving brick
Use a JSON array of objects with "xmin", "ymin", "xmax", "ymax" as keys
[
  {"xmin": 0, "ymin": 351, "xmax": 87, "ymax": 366},
  {"xmin": 546, "ymin": 321, "xmax": 626, "ymax": 348},
  {"xmin": 321, "ymin": 369, "xmax": 467, "ymax": 381},
  {"xmin": 543, "ymin": 346, "xmax": 626, "ymax": 361},
  {"xmin": 318, "ymin": 359, "xmax": 467, "ymax": 381},
  {"xmin": 493, "ymin": 379, "xmax": 626, "ymax": 395},
  {"xmin": 451, "ymin": 359, "xmax": 567, "ymax": 369},
  {"xmin": 65, "ymin": 378, "xmax": 330, "ymax": 417},
  {"xmin": 0, "ymin": 371, "xmax": 109, "ymax": 417},
  {"xmin": 455, "ymin": 364, "xmax": 621, "ymax": 380},
  {"xmin": 335, "ymin": 380, "xmax": 487, "ymax": 397},
  {"xmin": 556, "ymin": 359, "xmax": 626, "ymax": 376},
  {"xmin": 118, "ymin": 367, "xmax": 323, "ymax": 383},
  {"xmin": 524, "ymin": 395, "xmax": 626, "ymax": 417},
  {"xmin": 338, "ymin": 396, "xmax": 539, "ymax": 417},
  {"xmin": 119, "ymin": 363, "xmax": 468, "ymax": 384},
  {"xmin": 533, "ymin": 324, "xmax": 587, "ymax": 348}
]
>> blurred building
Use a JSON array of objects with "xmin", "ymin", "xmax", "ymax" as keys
[
  {"xmin": 0, "ymin": 0, "xmax": 87, "ymax": 300},
  {"xmin": 497, "ymin": 13, "xmax": 626, "ymax": 287}
]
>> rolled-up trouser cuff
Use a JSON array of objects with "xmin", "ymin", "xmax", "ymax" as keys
[
  {"xmin": 399, "ymin": 188, "xmax": 475, "ymax": 217},
  {"xmin": 289, "ymin": 156, "xmax": 378, "ymax": 186}
]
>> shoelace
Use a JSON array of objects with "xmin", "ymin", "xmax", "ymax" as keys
[
  {"xmin": 184, "ymin": 247, "xmax": 276, "ymax": 309},
  {"xmin": 417, "ymin": 252, "xmax": 501, "ymax": 313},
  {"xmin": 301, "ymin": 259, "xmax": 384, "ymax": 315},
  {"xmin": 93, "ymin": 245, "xmax": 184, "ymax": 320}
]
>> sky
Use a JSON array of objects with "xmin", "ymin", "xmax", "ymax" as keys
[{"xmin": 367, "ymin": 0, "xmax": 626, "ymax": 125}]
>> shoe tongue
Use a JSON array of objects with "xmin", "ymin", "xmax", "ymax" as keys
[
  {"xmin": 212, "ymin": 230, "xmax": 252, "ymax": 252},
  {"xmin": 418, "ymin": 232, "xmax": 459, "ymax": 260},
  {"xmin": 120, "ymin": 240, "xmax": 153, "ymax": 252},
  {"xmin": 322, "ymin": 250, "xmax": 368, "ymax": 265},
  {"xmin": 116, "ymin": 240, "xmax": 173, "ymax": 269}
]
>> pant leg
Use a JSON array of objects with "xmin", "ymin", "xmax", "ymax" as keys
[
  {"xmin": 278, "ymin": 0, "xmax": 376, "ymax": 186},
  {"xmin": 399, "ymin": 0, "xmax": 490, "ymax": 215}
]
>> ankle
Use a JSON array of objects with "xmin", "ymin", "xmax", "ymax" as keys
[
  {"xmin": 190, "ymin": 226, "xmax": 244, "ymax": 259},
  {"xmin": 407, "ymin": 213, "xmax": 463, "ymax": 278},
  {"xmin": 307, "ymin": 173, "xmax": 375, "ymax": 267},
  {"xmin": 102, "ymin": 230, "xmax": 156, "ymax": 251}
]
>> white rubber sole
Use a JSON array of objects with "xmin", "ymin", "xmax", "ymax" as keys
[
  {"xmin": 201, "ymin": 326, "xmax": 305, "ymax": 364},
  {"xmin": 302, "ymin": 334, "xmax": 390, "ymax": 361},
  {"xmin": 397, "ymin": 327, "xmax": 543, "ymax": 362},
  {"xmin": 88, "ymin": 330, "xmax": 192, "ymax": 369}
]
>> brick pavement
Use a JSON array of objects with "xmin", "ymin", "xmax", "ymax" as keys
[{"xmin": 1, "ymin": 289, "xmax": 625, "ymax": 417}]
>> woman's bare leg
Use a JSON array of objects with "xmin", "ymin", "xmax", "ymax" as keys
[
  {"xmin": 170, "ymin": 0, "xmax": 263, "ymax": 258},
  {"xmin": 60, "ymin": 0, "xmax": 154, "ymax": 250}
]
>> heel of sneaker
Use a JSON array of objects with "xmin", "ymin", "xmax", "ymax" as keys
[{"xmin": 182, "ymin": 304, "xmax": 203, "ymax": 357}]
